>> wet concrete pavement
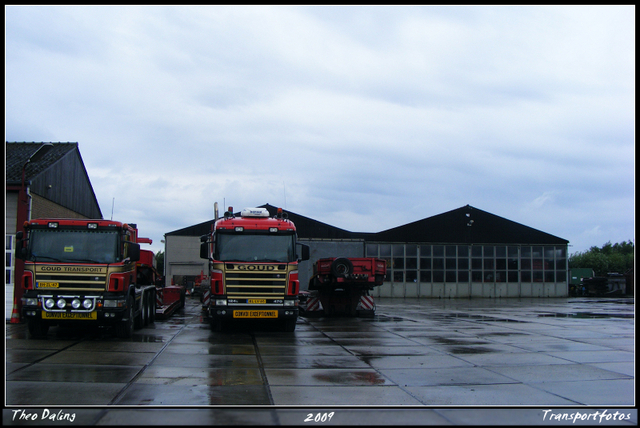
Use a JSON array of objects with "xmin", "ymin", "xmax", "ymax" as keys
[{"xmin": 4, "ymin": 296, "xmax": 636, "ymax": 425}]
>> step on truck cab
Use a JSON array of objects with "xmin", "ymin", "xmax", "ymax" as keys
[
  {"xmin": 200, "ymin": 206, "xmax": 309, "ymax": 332},
  {"xmin": 16, "ymin": 219, "xmax": 157, "ymax": 338}
]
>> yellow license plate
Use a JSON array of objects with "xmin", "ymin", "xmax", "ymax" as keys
[
  {"xmin": 37, "ymin": 282, "xmax": 59, "ymax": 288},
  {"xmin": 233, "ymin": 310, "xmax": 277, "ymax": 318},
  {"xmin": 42, "ymin": 311, "xmax": 97, "ymax": 320},
  {"xmin": 248, "ymin": 299, "xmax": 266, "ymax": 304}
]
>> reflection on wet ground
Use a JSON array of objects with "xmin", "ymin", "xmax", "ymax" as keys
[
  {"xmin": 4, "ymin": 296, "xmax": 636, "ymax": 425},
  {"xmin": 536, "ymin": 312, "xmax": 634, "ymax": 319}
]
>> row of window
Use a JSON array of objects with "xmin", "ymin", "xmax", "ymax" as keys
[
  {"xmin": 6, "ymin": 236, "xmax": 15, "ymax": 286},
  {"xmin": 366, "ymin": 244, "xmax": 567, "ymax": 283}
]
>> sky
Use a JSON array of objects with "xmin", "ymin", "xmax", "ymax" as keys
[{"xmin": 5, "ymin": 5, "xmax": 635, "ymax": 256}]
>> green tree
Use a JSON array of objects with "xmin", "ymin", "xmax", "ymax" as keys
[
  {"xmin": 155, "ymin": 250, "xmax": 164, "ymax": 277},
  {"xmin": 569, "ymin": 241, "xmax": 634, "ymax": 276}
]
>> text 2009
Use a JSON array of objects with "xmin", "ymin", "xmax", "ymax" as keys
[{"xmin": 304, "ymin": 412, "xmax": 335, "ymax": 423}]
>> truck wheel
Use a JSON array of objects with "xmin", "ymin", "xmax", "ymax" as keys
[
  {"xmin": 143, "ymin": 293, "xmax": 151, "ymax": 327},
  {"xmin": 27, "ymin": 319, "xmax": 49, "ymax": 339},
  {"xmin": 149, "ymin": 290, "xmax": 156, "ymax": 324},
  {"xmin": 135, "ymin": 295, "xmax": 145, "ymax": 329},
  {"xmin": 116, "ymin": 296, "xmax": 134, "ymax": 338},
  {"xmin": 211, "ymin": 319, "xmax": 225, "ymax": 332},
  {"xmin": 282, "ymin": 318, "xmax": 297, "ymax": 332},
  {"xmin": 331, "ymin": 258, "xmax": 353, "ymax": 277}
]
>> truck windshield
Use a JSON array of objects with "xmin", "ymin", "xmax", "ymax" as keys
[
  {"xmin": 215, "ymin": 233, "xmax": 296, "ymax": 263},
  {"xmin": 28, "ymin": 229, "xmax": 120, "ymax": 264}
]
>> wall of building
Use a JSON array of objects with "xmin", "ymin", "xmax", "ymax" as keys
[
  {"xmin": 31, "ymin": 194, "xmax": 91, "ymax": 220},
  {"xmin": 6, "ymin": 192, "xmax": 18, "ymax": 234},
  {"xmin": 164, "ymin": 235, "xmax": 207, "ymax": 287},
  {"xmin": 365, "ymin": 242, "xmax": 568, "ymax": 298},
  {"xmin": 163, "ymin": 236, "xmax": 568, "ymax": 298}
]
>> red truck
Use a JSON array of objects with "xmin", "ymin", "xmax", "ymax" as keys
[
  {"xmin": 200, "ymin": 206, "xmax": 309, "ymax": 332},
  {"xmin": 301, "ymin": 257, "xmax": 386, "ymax": 317},
  {"xmin": 16, "ymin": 219, "xmax": 183, "ymax": 338}
]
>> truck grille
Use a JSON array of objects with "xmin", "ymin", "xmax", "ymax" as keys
[{"xmin": 224, "ymin": 270, "xmax": 287, "ymax": 298}]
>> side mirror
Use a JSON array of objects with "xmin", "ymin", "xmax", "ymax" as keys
[
  {"xmin": 15, "ymin": 232, "xmax": 26, "ymax": 260},
  {"xmin": 200, "ymin": 241, "xmax": 209, "ymax": 260},
  {"xmin": 298, "ymin": 243, "xmax": 310, "ymax": 262},
  {"xmin": 16, "ymin": 247, "xmax": 28, "ymax": 261},
  {"xmin": 128, "ymin": 243, "xmax": 140, "ymax": 262}
]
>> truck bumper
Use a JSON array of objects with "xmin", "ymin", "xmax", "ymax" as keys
[
  {"xmin": 208, "ymin": 305, "xmax": 298, "ymax": 321},
  {"xmin": 22, "ymin": 306, "xmax": 128, "ymax": 325}
]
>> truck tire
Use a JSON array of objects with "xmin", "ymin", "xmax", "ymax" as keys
[
  {"xmin": 149, "ymin": 289, "xmax": 156, "ymax": 324},
  {"xmin": 27, "ymin": 318, "xmax": 50, "ymax": 339},
  {"xmin": 135, "ymin": 294, "xmax": 145, "ymax": 329},
  {"xmin": 331, "ymin": 258, "xmax": 353, "ymax": 278},
  {"xmin": 116, "ymin": 296, "xmax": 134, "ymax": 338},
  {"xmin": 143, "ymin": 293, "xmax": 151, "ymax": 326},
  {"xmin": 283, "ymin": 318, "xmax": 297, "ymax": 332},
  {"xmin": 211, "ymin": 319, "xmax": 225, "ymax": 332}
]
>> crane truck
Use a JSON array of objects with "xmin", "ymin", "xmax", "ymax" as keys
[
  {"xmin": 300, "ymin": 257, "xmax": 386, "ymax": 317},
  {"xmin": 200, "ymin": 206, "xmax": 309, "ymax": 332},
  {"xmin": 15, "ymin": 219, "xmax": 182, "ymax": 339}
]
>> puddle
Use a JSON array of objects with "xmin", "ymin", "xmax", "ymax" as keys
[
  {"xmin": 476, "ymin": 332, "xmax": 529, "ymax": 337},
  {"xmin": 361, "ymin": 315, "xmax": 411, "ymax": 323},
  {"xmin": 431, "ymin": 337, "xmax": 490, "ymax": 346},
  {"xmin": 312, "ymin": 371, "xmax": 387, "ymax": 385},
  {"xmin": 537, "ymin": 312, "xmax": 634, "ymax": 319},
  {"xmin": 440, "ymin": 314, "xmax": 529, "ymax": 323},
  {"xmin": 447, "ymin": 346, "xmax": 495, "ymax": 354}
]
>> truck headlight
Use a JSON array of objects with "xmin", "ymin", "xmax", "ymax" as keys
[
  {"xmin": 45, "ymin": 298, "xmax": 55, "ymax": 309},
  {"xmin": 284, "ymin": 300, "xmax": 296, "ymax": 306},
  {"xmin": 56, "ymin": 298, "xmax": 66, "ymax": 309},
  {"xmin": 215, "ymin": 299, "xmax": 227, "ymax": 306},
  {"xmin": 23, "ymin": 297, "xmax": 38, "ymax": 306},
  {"xmin": 71, "ymin": 299, "xmax": 81, "ymax": 309},
  {"xmin": 83, "ymin": 299, "xmax": 93, "ymax": 309},
  {"xmin": 103, "ymin": 299, "xmax": 126, "ymax": 308}
]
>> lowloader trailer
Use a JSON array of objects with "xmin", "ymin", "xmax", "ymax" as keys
[
  {"xmin": 136, "ymin": 245, "xmax": 185, "ymax": 320},
  {"xmin": 300, "ymin": 257, "xmax": 386, "ymax": 317}
]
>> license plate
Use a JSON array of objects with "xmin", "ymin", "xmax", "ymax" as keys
[
  {"xmin": 42, "ymin": 311, "xmax": 97, "ymax": 320},
  {"xmin": 37, "ymin": 282, "xmax": 59, "ymax": 288},
  {"xmin": 233, "ymin": 310, "xmax": 277, "ymax": 318},
  {"xmin": 248, "ymin": 299, "xmax": 266, "ymax": 304}
]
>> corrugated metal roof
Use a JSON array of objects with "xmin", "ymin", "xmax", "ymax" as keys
[
  {"xmin": 166, "ymin": 203, "xmax": 568, "ymax": 245},
  {"xmin": 373, "ymin": 205, "xmax": 568, "ymax": 245}
]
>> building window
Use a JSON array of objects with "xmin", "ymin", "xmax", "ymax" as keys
[
  {"xmin": 366, "ymin": 244, "xmax": 378, "ymax": 257},
  {"xmin": 432, "ymin": 245, "xmax": 444, "ymax": 283},
  {"xmin": 420, "ymin": 245, "xmax": 431, "ymax": 283},
  {"xmin": 406, "ymin": 245, "xmax": 417, "ymax": 283},
  {"xmin": 366, "ymin": 242, "xmax": 566, "ymax": 286},
  {"xmin": 379, "ymin": 244, "xmax": 391, "ymax": 280},
  {"xmin": 6, "ymin": 235, "xmax": 14, "ymax": 291}
]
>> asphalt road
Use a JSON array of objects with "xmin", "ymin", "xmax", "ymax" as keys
[{"xmin": 4, "ymin": 295, "xmax": 636, "ymax": 425}]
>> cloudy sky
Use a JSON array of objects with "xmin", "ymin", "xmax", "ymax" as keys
[{"xmin": 5, "ymin": 5, "xmax": 635, "ymax": 256}]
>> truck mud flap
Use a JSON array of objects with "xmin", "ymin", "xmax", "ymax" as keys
[{"xmin": 300, "ymin": 296, "xmax": 324, "ymax": 317}]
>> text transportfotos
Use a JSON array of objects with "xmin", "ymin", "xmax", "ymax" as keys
[{"xmin": 542, "ymin": 409, "xmax": 631, "ymax": 423}]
